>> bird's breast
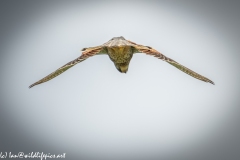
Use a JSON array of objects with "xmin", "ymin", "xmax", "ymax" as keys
[{"xmin": 107, "ymin": 46, "xmax": 133, "ymax": 63}]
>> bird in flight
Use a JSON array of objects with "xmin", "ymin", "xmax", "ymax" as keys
[{"xmin": 29, "ymin": 36, "xmax": 214, "ymax": 88}]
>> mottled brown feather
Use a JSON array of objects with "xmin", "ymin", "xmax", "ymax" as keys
[
  {"xmin": 29, "ymin": 37, "xmax": 214, "ymax": 88},
  {"xmin": 127, "ymin": 40, "xmax": 214, "ymax": 85},
  {"xmin": 29, "ymin": 46, "xmax": 104, "ymax": 88}
]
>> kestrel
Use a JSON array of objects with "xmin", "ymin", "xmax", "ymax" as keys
[{"xmin": 29, "ymin": 36, "xmax": 214, "ymax": 88}]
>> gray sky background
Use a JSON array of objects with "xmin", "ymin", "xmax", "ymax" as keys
[{"xmin": 0, "ymin": 1, "xmax": 240, "ymax": 160}]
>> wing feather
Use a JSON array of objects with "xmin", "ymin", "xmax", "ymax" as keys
[
  {"xmin": 29, "ymin": 46, "xmax": 104, "ymax": 88},
  {"xmin": 128, "ymin": 41, "xmax": 214, "ymax": 85}
]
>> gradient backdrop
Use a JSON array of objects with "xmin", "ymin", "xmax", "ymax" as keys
[{"xmin": 0, "ymin": 1, "xmax": 240, "ymax": 160}]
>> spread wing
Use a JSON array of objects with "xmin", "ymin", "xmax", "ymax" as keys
[
  {"xmin": 29, "ymin": 46, "xmax": 106, "ymax": 88},
  {"xmin": 128, "ymin": 40, "xmax": 214, "ymax": 85}
]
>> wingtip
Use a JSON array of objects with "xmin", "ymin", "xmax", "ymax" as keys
[
  {"xmin": 209, "ymin": 81, "xmax": 215, "ymax": 85},
  {"xmin": 29, "ymin": 84, "xmax": 35, "ymax": 89}
]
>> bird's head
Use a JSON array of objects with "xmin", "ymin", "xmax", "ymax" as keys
[{"xmin": 114, "ymin": 62, "xmax": 129, "ymax": 73}]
